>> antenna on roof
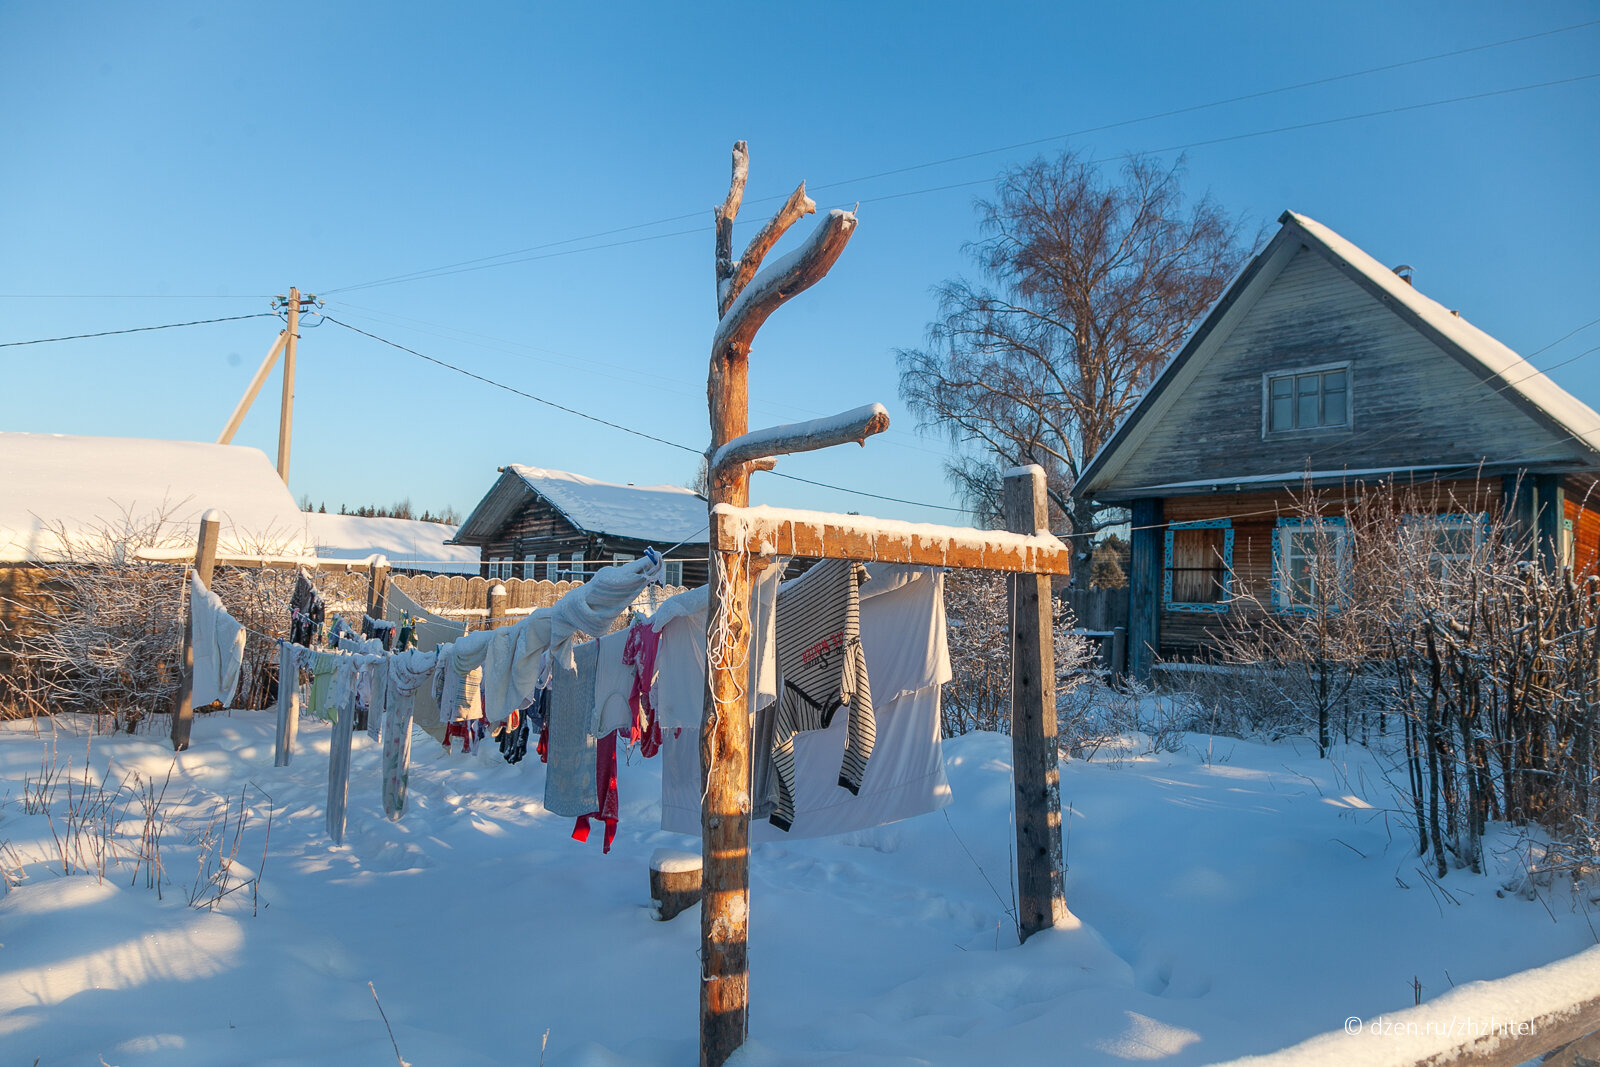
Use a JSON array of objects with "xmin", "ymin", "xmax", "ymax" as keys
[{"xmin": 1391, "ymin": 264, "xmax": 1414, "ymax": 287}]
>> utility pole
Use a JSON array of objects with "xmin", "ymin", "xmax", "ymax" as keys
[{"xmin": 276, "ymin": 287, "xmax": 311, "ymax": 485}]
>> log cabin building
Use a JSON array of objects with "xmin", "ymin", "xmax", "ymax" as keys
[
  {"xmin": 450, "ymin": 465, "xmax": 711, "ymax": 587},
  {"xmin": 1072, "ymin": 212, "xmax": 1600, "ymax": 679}
]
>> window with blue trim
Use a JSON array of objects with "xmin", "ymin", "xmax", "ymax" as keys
[
  {"xmin": 1272, "ymin": 517, "xmax": 1348, "ymax": 612},
  {"xmin": 1164, "ymin": 519, "xmax": 1233, "ymax": 612},
  {"xmin": 1399, "ymin": 513, "xmax": 1488, "ymax": 588}
]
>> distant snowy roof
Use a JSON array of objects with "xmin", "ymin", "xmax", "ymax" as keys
[
  {"xmin": 304, "ymin": 512, "xmax": 479, "ymax": 574},
  {"xmin": 507, "ymin": 466, "xmax": 709, "ymax": 543},
  {"xmin": 453, "ymin": 465, "xmax": 710, "ymax": 548},
  {"xmin": 0, "ymin": 432, "xmax": 313, "ymax": 563}
]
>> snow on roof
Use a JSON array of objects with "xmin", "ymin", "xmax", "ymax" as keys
[
  {"xmin": 0, "ymin": 432, "xmax": 313, "ymax": 563},
  {"xmin": 507, "ymin": 465, "xmax": 709, "ymax": 544},
  {"xmin": 304, "ymin": 512, "xmax": 479, "ymax": 574},
  {"xmin": 1286, "ymin": 212, "xmax": 1600, "ymax": 457}
]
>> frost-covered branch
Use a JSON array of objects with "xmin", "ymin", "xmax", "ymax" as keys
[
  {"xmin": 718, "ymin": 182, "xmax": 817, "ymax": 317},
  {"xmin": 714, "ymin": 141, "xmax": 750, "ymax": 313},
  {"xmin": 710, "ymin": 403, "xmax": 889, "ymax": 477},
  {"xmin": 712, "ymin": 208, "xmax": 858, "ymax": 359}
]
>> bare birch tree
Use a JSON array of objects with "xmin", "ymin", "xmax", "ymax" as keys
[{"xmin": 898, "ymin": 150, "xmax": 1253, "ymax": 587}]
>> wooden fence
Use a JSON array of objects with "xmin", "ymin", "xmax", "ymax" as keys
[
  {"xmin": 1063, "ymin": 586, "xmax": 1128, "ymax": 677},
  {"xmin": 390, "ymin": 573, "xmax": 688, "ymax": 619}
]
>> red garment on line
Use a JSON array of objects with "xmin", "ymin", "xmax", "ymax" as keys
[{"xmin": 572, "ymin": 729, "xmax": 620, "ymax": 853}]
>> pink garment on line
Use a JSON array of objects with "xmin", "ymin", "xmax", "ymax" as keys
[{"xmin": 623, "ymin": 621, "xmax": 663, "ymax": 757}]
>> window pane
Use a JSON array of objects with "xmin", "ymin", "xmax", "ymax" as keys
[
  {"xmin": 1272, "ymin": 395, "xmax": 1294, "ymax": 431},
  {"xmin": 1271, "ymin": 376, "xmax": 1294, "ymax": 399},
  {"xmin": 1287, "ymin": 531, "xmax": 1318, "ymax": 603},
  {"xmin": 1323, "ymin": 369, "xmax": 1346, "ymax": 392},
  {"xmin": 1296, "ymin": 377, "xmax": 1320, "ymax": 427},
  {"xmin": 1169, "ymin": 528, "xmax": 1225, "ymax": 603},
  {"xmin": 1324, "ymin": 387, "xmax": 1347, "ymax": 426}
]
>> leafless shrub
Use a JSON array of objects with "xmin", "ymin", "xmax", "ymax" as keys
[
  {"xmin": 2, "ymin": 507, "xmax": 307, "ymax": 726},
  {"xmin": 942, "ymin": 571, "xmax": 1094, "ymax": 736},
  {"xmin": 1205, "ymin": 479, "xmax": 1600, "ymax": 880},
  {"xmin": 185, "ymin": 784, "xmax": 272, "ymax": 913}
]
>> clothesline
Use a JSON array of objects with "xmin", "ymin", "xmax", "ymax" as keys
[{"xmin": 199, "ymin": 546, "xmax": 954, "ymax": 861}]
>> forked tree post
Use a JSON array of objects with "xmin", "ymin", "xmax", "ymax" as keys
[
  {"xmin": 701, "ymin": 141, "xmax": 857, "ymax": 1067},
  {"xmin": 1004, "ymin": 465, "xmax": 1068, "ymax": 938},
  {"xmin": 171, "ymin": 509, "xmax": 222, "ymax": 751}
]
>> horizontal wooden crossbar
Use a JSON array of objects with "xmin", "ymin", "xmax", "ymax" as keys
[{"xmin": 711, "ymin": 504, "xmax": 1074, "ymax": 576}]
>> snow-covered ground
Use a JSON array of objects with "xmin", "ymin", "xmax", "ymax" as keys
[{"xmin": 1, "ymin": 713, "xmax": 1593, "ymax": 1066}]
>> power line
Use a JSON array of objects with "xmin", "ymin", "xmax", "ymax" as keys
[
  {"xmin": 848, "ymin": 71, "xmax": 1600, "ymax": 211},
  {"xmin": 320, "ymin": 70, "xmax": 1600, "ymax": 296},
  {"xmin": 765, "ymin": 470, "xmax": 965, "ymax": 513},
  {"xmin": 806, "ymin": 18, "xmax": 1600, "ymax": 194},
  {"xmin": 0, "ymin": 294, "xmax": 274, "ymax": 300},
  {"xmin": 321, "ymin": 315, "xmax": 970, "ymax": 515},
  {"xmin": 0, "ymin": 312, "xmax": 278, "ymax": 349},
  {"xmin": 322, "ymin": 315, "xmax": 701, "ymax": 455},
  {"xmin": 318, "ymin": 19, "xmax": 1600, "ymax": 296}
]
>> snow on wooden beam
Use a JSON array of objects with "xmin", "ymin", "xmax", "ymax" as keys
[
  {"xmin": 712, "ymin": 503, "xmax": 1075, "ymax": 575},
  {"xmin": 710, "ymin": 403, "xmax": 890, "ymax": 476}
]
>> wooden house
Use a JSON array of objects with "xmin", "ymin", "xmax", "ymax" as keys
[
  {"xmin": 450, "ymin": 465, "xmax": 710, "ymax": 587},
  {"xmin": 1072, "ymin": 211, "xmax": 1600, "ymax": 678}
]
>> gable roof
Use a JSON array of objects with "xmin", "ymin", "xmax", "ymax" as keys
[
  {"xmin": 454, "ymin": 465, "xmax": 709, "ymax": 547},
  {"xmin": 0, "ymin": 432, "xmax": 313, "ymax": 563},
  {"xmin": 304, "ymin": 512, "xmax": 479, "ymax": 574},
  {"xmin": 1074, "ymin": 211, "xmax": 1600, "ymax": 499}
]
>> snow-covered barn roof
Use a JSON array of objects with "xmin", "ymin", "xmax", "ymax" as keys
[
  {"xmin": 453, "ymin": 465, "xmax": 709, "ymax": 547},
  {"xmin": 304, "ymin": 512, "xmax": 479, "ymax": 574},
  {"xmin": 0, "ymin": 432, "xmax": 314, "ymax": 563}
]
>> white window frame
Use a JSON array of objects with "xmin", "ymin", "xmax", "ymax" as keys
[
  {"xmin": 1261, "ymin": 360, "xmax": 1352, "ymax": 437},
  {"xmin": 1272, "ymin": 518, "xmax": 1350, "ymax": 612},
  {"xmin": 567, "ymin": 550, "xmax": 584, "ymax": 582},
  {"xmin": 664, "ymin": 559, "xmax": 684, "ymax": 587}
]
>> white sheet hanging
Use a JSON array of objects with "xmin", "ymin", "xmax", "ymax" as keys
[
  {"xmin": 649, "ymin": 560, "xmax": 783, "ymax": 730},
  {"xmin": 658, "ymin": 565, "xmax": 953, "ymax": 840},
  {"xmin": 190, "ymin": 573, "xmax": 245, "ymax": 709}
]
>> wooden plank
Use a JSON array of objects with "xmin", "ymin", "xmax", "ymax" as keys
[
  {"xmin": 1004, "ymin": 466, "xmax": 1068, "ymax": 941},
  {"xmin": 171, "ymin": 510, "xmax": 221, "ymax": 751},
  {"xmin": 712, "ymin": 507, "xmax": 1074, "ymax": 575}
]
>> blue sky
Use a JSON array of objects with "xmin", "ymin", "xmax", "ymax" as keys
[{"xmin": 2, "ymin": 2, "xmax": 1597, "ymax": 527}]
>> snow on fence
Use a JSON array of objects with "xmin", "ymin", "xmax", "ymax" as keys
[{"xmin": 1212, "ymin": 943, "xmax": 1600, "ymax": 1067}]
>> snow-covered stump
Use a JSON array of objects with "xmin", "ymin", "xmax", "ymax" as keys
[{"xmin": 649, "ymin": 849, "xmax": 703, "ymax": 921}]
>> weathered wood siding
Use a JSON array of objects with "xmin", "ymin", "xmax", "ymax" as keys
[
  {"xmin": 1155, "ymin": 478, "xmax": 1502, "ymax": 659},
  {"xmin": 1567, "ymin": 491, "xmax": 1600, "ymax": 577},
  {"xmin": 474, "ymin": 495, "xmax": 709, "ymax": 586},
  {"xmin": 1113, "ymin": 246, "xmax": 1570, "ymax": 490}
]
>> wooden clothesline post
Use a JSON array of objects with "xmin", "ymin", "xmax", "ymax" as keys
[
  {"xmin": 698, "ymin": 144, "xmax": 1073, "ymax": 1066},
  {"xmin": 171, "ymin": 509, "xmax": 222, "ymax": 752}
]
